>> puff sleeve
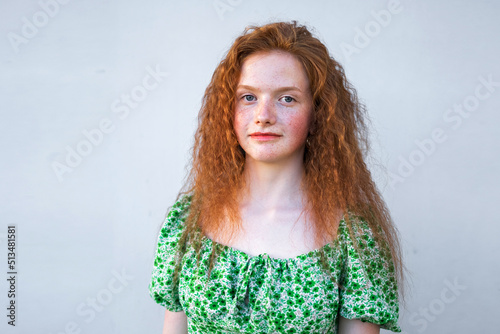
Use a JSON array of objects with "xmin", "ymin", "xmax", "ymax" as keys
[
  {"xmin": 338, "ymin": 216, "xmax": 401, "ymax": 332},
  {"xmin": 148, "ymin": 197, "xmax": 190, "ymax": 311}
]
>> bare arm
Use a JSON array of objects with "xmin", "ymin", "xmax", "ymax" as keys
[
  {"xmin": 338, "ymin": 316, "xmax": 380, "ymax": 334},
  {"xmin": 162, "ymin": 309, "xmax": 187, "ymax": 334}
]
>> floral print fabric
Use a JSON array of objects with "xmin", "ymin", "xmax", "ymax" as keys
[{"xmin": 149, "ymin": 197, "xmax": 401, "ymax": 333}]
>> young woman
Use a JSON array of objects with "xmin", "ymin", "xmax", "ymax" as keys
[{"xmin": 150, "ymin": 21, "xmax": 404, "ymax": 334}]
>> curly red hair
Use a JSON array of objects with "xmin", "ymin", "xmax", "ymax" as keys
[{"xmin": 175, "ymin": 21, "xmax": 404, "ymax": 295}]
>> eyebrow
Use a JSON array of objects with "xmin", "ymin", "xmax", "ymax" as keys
[{"xmin": 236, "ymin": 85, "xmax": 303, "ymax": 93}]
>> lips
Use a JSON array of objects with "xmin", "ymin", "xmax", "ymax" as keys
[
  {"xmin": 250, "ymin": 132, "xmax": 280, "ymax": 136},
  {"xmin": 249, "ymin": 132, "xmax": 281, "ymax": 141}
]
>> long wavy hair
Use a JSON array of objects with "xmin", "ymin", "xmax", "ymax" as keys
[{"xmin": 174, "ymin": 21, "xmax": 404, "ymax": 296}]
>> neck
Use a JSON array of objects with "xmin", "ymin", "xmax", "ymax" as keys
[{"xmin": 240, "ymin": 156, "xmax": 306, "ymax": 210}]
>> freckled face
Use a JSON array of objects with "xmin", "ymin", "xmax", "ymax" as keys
[{"xmin": 233, "ymin": 51, "xmax": 313, "ymax": 165}]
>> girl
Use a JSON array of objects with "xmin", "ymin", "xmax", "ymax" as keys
[{"xmin": 150, "ymin": 21, "xmax": 403, "ymax": 334}]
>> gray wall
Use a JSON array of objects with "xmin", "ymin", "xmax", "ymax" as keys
[{"xmin": 1, "ymin": 0, "xmax": 498, "ymax": 333}]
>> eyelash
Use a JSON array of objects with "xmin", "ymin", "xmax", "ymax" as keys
[{"xmin": 240, "ymin": 95, "xmax": 296, "ymax": 103}]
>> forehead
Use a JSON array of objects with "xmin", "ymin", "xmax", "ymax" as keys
[{"xmin": 238, "ymin": 51, "xmax": 310, "ymax": 90}]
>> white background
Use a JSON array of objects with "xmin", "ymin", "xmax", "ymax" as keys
[{"xmin": 1, "ymin": 0, "xmax": 499, "ymax": 333}]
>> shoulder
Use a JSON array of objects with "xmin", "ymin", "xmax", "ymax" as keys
[
  {"xmin": 337, "ymin": 212, "xmax": 395, "ymax": 281},
  {"xmin": 168, "ymin": 194, "xmax": 191, "ymax": 219},
  {"xmin": 157, "ymin": 195, "xmax": 192, "ymax": 247},
  {"xmin": 338, "ymin": 213, "xmax": 387, "ymax": 252}
]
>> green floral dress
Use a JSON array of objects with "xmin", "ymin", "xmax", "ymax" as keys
[{"xmin": 149, "ymin": 197, "xmax": 401, "ymax": 333}]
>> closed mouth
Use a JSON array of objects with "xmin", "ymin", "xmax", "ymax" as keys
[{"xmin": 249, "ymin": 132, "xmax": 281, "ymax": 137}]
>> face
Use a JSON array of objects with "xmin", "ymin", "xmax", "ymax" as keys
[{"xmin": 233, "ymin": 51, "xmax": 313, "ymax": 165}]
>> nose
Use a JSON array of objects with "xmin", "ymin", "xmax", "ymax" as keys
[{"xmin": 255, "ymin": 98, "xmax": 276, "ymax": 125}]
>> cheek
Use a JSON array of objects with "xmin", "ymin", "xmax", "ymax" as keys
[
  {"xmin": 233, "ymin": 113, "xmax": 245, "ymax": 143},
  {"xmin": 288, "ymin": 113, "xmax": 311, "ymax": 142}
]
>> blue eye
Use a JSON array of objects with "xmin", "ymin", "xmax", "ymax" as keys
[
  {"xmin": 282, "ymin": 96, "xmax": 295, "ymax": 103},
  {"xmin": 243, "ymin": 95, "xmax": 256, "ymax": 102}
]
